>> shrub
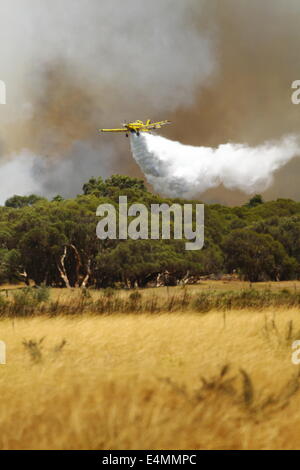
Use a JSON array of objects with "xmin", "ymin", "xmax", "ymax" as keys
[
  {"xmin": 32, "ymin": 286, "xmax": 51, "ymax": 303},
  {"xmin": 129, "ymin": 291, "xmax": 142, "ymax": 302}
]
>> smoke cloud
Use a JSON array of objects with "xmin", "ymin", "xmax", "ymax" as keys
[
  {"xmin": 0, "ymin": 0, "xmax": 216, "ymax": 203},
  {"xmin": 131, "ymin": 133, "xmax": 300, "ymax": 198},
  {"xmin": 0, "ymin": 1, "xmax": 299, "ymax": 204}
]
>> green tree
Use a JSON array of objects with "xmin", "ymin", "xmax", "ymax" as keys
[
  {"xmin": 82, "ymin": 175, "xmax": 147, "ymax": 197},
  {"xmin": 5, "ymin": 194, "xmax": 46, "ymax": 208},
  {"xmin": 51, "ymin": 195, "xmax": 64, "ymax": 202},
  {"xmin": 223, "ymin": 229, "xmax": 296, "ymax": 281},
  {"xmin": 245, "ymin": 194, "xmax": 264, "ymax": 208},
  {"xmin": 82, "ymin": 177, "xmax": 105, "ymax": 196}
]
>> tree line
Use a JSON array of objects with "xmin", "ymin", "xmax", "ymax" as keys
[{"xmin": 1, "ymin": 175, "xmax": 299, "ymax": 286}]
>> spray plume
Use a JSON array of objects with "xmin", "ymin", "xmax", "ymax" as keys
[{"xmin": 130, "ymin": 133, "xmax": 300, "ymax": 199}]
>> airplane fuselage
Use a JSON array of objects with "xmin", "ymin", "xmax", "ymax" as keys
[{"xmin": 100, "ymin": 119, "xmax": 170, "ymax": 137}]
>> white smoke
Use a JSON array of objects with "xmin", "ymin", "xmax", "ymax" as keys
[
  {"xmin": 0, "ymin": 151, "xmax": 42, "ymax": 203},
  {"xmin": 0, "ymin": 140, "xmax": 116, "ymax": 205},
  {"xmin": 130, "ymin": 133, "xmax": 300, "ymax": 198}
]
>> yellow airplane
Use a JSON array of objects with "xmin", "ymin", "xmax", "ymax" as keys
[{"xmin": 100, "ymin": 119, "xmax": 171, "ymax": 137}]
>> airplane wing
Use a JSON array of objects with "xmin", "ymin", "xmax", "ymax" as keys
[
  {"xmin": 144, "ymin": 120, "xmax": 171, "ymax": 129},
  {"xmin": 100, "ymin": 128, "xmax": 127, "ymax": 133}
]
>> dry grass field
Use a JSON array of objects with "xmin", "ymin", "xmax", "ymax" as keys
[{"xmin": 1, "ymin": 282, "xmax": 300, "ymax": 449}]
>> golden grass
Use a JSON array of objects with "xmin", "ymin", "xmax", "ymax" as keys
[{"xmin": 1, "ymin": 302, "xmax": 300, "ymax": 449}]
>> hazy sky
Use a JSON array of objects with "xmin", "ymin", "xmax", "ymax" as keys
[{"xmin": 0, "ymin": 0, "xmax": 299, "ymax": 204}]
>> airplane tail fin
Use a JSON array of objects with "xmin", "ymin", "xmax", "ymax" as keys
[{"xmin": 146, "ymin": 119, "xmax": 151, "ymax": 125}]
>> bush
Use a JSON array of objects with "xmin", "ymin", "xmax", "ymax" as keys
[
  {"xmin": 11, "ymin": 289, "xmax": 37, "ymax": 316},
  {"xmin": 129, "ymin": 291, "xmax": 142, "ymax": 302},
  {"xmin": 32, "ymin": 286, "xmax": 51, "ymax": 303},
  {"xmin": 102, "ymin": 288, "xmax": 116, "ymax": 298}
]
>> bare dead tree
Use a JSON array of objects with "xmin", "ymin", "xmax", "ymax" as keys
[{"xmin": 57, "ymin": 246, "xmax": 71, "ymax": 288}]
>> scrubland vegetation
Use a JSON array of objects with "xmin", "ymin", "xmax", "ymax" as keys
[
  {"xmin": 1, "ymin": 282, "xmax": 300, "ymax": 317},
  {"xmin": 1, "ymin": 175, "xmax": 300, "ymax": 288}
]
